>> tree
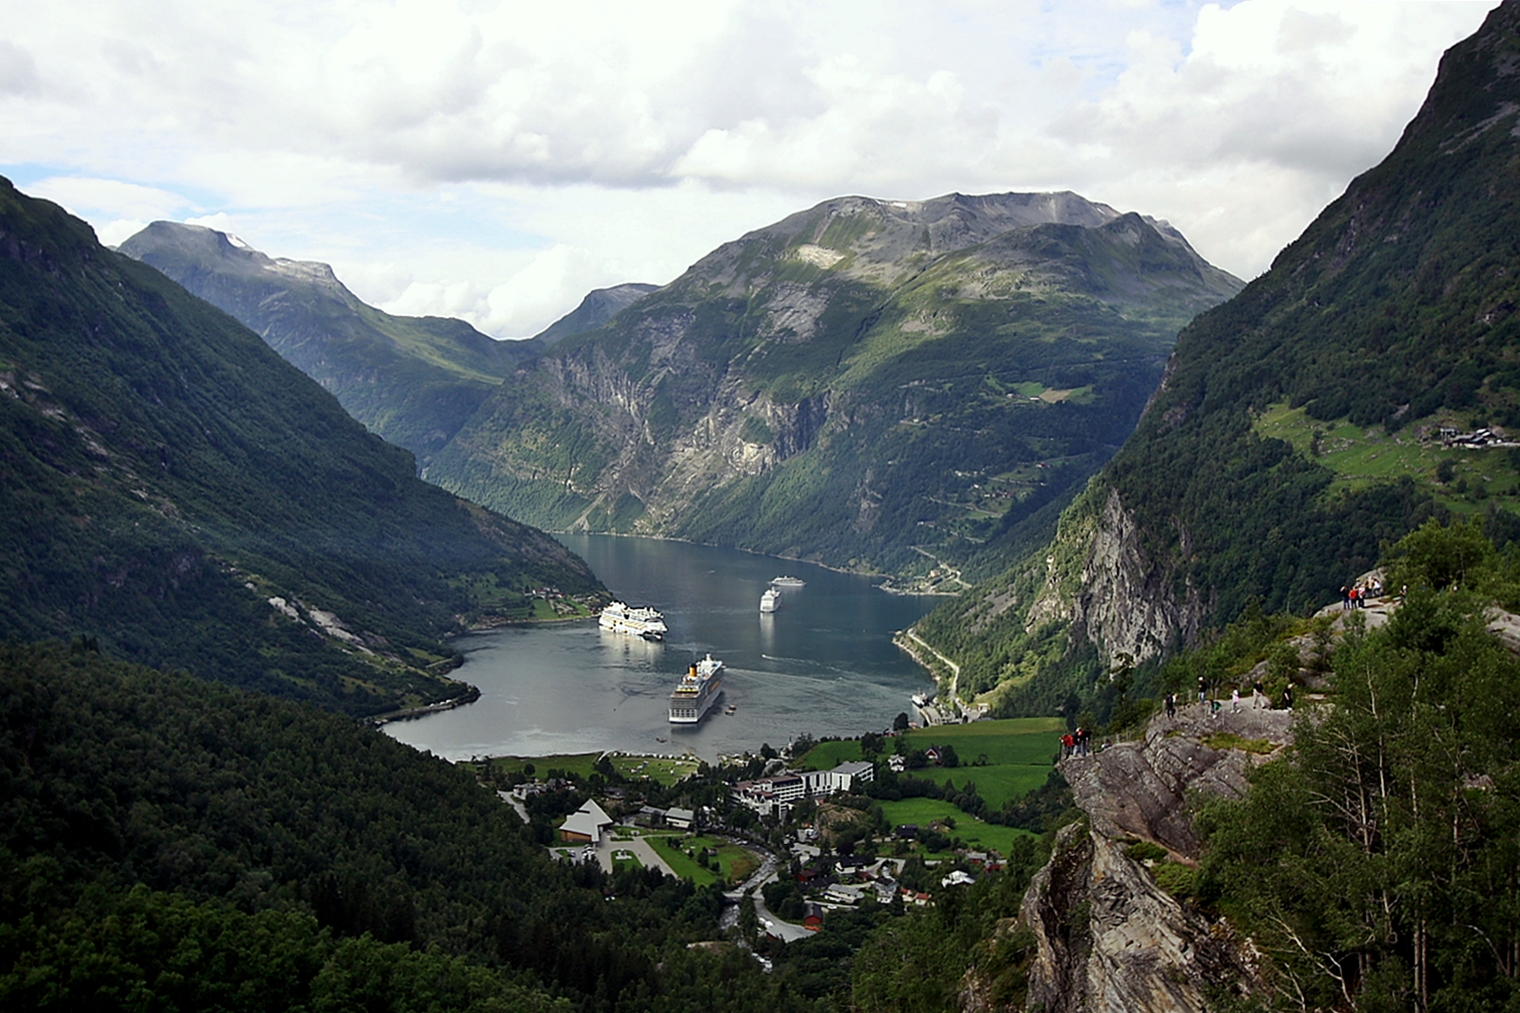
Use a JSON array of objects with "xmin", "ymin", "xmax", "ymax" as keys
[
  {"xmin": 1197, "ymin": 586, "xmax": 1520, "ymax": 1012},
  {"xmin": 894, "ymin": 712, "xmax": 911, "ymax": 732},
  {"xmin": 1384, "ymin": 516, "xmax": 1494, "ymax": 592}
]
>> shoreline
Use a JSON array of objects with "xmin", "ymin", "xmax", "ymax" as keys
[{"xmin": 371, "ymin": 683, "xmax": 481, "ymax": 726}]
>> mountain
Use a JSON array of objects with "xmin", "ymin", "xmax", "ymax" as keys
[
  {"xmin": 0, "ymin": 178, "xmax": 604, "ymax": 717},
  {"xmin": 533, "ymin": 282, "xmax": 659, "ymax": 348},
  {"xmin": 118, "ymin": 222, "xmax": 540, "ymax": 464},
  {"xmin": 423, "ymin": 192, "xmax": 1243, "ymax": 584},
  {"xmin": 916, "ymin": 1, "xmax": 1520, "ymax": 713}
]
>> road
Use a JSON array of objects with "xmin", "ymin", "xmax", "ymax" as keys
[{"xmin": 723, "ymin": 846, "xmax": 814, "ymax": 942}]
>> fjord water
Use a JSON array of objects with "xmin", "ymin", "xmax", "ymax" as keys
[{"xmin": 382, "ymin": 535, "xmax": 940, "ymax": 762}]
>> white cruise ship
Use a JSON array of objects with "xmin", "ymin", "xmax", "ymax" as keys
[
  {"xmin": 669, "ymin": 654, "xmax": 724, "ymax": 724},
  {"xmin": 760, "ymin": 587, "xmax": 781, "ymax": 613},
  {"xmin": 598, "ymin": 601, "xmax": 667, "ymax": 640}
]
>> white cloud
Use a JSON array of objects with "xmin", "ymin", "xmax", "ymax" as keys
[{"xmin": 0, "ymin": 0, "xmax": 1502, "ymax": 330}]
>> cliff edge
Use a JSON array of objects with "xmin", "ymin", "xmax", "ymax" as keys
[{"xmin": 1015, "ymin": 703, "xmax": 1292, "ymax": 1012}]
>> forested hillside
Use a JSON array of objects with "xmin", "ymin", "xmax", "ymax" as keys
[
  {"xmin": 0, "ymin": 641, "xmax": 1058, "ymax": 1012},
  {"xmin": 0, "ymin": 178, "xmax": 604, "ymax": 716},
  {"xmin": 914, "ymin": 2, "xmax": 1520, "ymax": 715},
  {"xmin": 0, "ymin": 642, "xmax": 765, "ymax": 1011}
]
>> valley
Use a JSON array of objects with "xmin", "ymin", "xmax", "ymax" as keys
[{"xmin": 5, "ymin": 4, "xmax": 1520, "ymax": 1012}]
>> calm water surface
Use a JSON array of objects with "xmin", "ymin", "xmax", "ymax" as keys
[{"xmin": 382, "ymin": 535, "xmax": 940, "ymax": 762}]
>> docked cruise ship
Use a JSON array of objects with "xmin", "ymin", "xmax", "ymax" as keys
[
  {"xmin": 598, "ymin": 601, "xmax": 667, "ymax": 640},
  {"xmin": 669, "ymin": 654, "xmax": 724, "ymax": 724}
]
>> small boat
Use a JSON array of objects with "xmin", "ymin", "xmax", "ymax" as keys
[
  {"xmin": 770, "ymin": 575, "xmax": 806, "ymax": 588},
  {"xmin": 760, "ymin": 587, "xmax": 781, "ymax": 613},
  {"xmin": 725, "ymin": 703, "xmax": 737, "ymax": 715}
]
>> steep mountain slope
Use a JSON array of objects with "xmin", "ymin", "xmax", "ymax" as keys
[
  {"xmin": 917, "ymin": 2, "xmax": 1520, "ymax": 711},
  {"xmin": 533, "ymin": 282, "xmax": 659, "ymax": 348},
  {"xmin": 119, "ymin": 222, "xmax": 540, "ymax": 464},
  {"xmin": 425, "ymin": 192, "xmax": 1242, "ymax": 583},
  {"xmin": 0, "ymin": 178, "xmax": 603, "ymax": 716}
]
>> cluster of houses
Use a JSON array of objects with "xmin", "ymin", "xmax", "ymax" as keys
[
  {"xmin": 787, "ymin": 849, "xmax": 991, "ymax": 925},
  {"xmin": 1437, "ymin": 426, "xmax": 1514, "ymax": 448},
  {"xmin": 730, "ymin": 760, "xmax": 876, "ymax": 817},
  {"xmin": 555, "ymin": 800, "xmax": 696, "ymax": 845}
]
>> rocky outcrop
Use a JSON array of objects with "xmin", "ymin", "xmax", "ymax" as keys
[
  {"xmin": 1020, "ymin": 825, "xmax": 1261, "ymax": 1013},
  {"xmin": 1013, "ymin": 705, "xmax": 1290, "ymax": 1012},
  {"xmin": 1070, "ymin": 489, "xmax": 1207, "ymax": 667},
  {"xmin": 1024, "ymin": 485, "xmax": 1206, "ymax": 669}
]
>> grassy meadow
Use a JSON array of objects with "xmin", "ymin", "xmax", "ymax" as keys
[
  {"xmin": 876, "ymin": 798, "xmax": 1036, "ymax": 857},
  {"xmin": 800, "ymin": 716, "xmax": 1064, "ymax": 809},
  {"xmin": 481, "ymin": 751, "xmax": 701, "ymax": 786},
  {"xmin": 1254, "ymin": 401, "xmax": 1520, "ymax": 516}
]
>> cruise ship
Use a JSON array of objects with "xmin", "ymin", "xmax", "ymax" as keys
[
  {"xmin": 669, "ymin": 654, "xmax": 724, "ymax": 724},
  {"xmin": 770, "ymin": 575, "xmax": 806, "ymax": 588},
  {"xmin": 598, "ymin": 601, "xmax": 667, "ymax": 640},
  {"xmin": 760, "ymin": 587, "xmax": 781, "ymax": 613}
]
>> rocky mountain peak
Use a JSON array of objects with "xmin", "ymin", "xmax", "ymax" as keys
[{"xmin": 121, "ymin": 221, "xmax": 350, "ymax": 298}]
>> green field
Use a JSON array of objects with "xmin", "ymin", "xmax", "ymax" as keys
[
  {"xmin": 641, "ymin": 833, "xmax": 758, "ymax": 887},
  {"xmin": 481, "ymin": 751, "xmax": 701, "ymax": 786},
  {"xmin": 1254, "ymin": 402, "xmax": 1520, "ymax": 516},
  {"xmin": 799, "ymin": 738, "xmax": 866, "ymax": 768},
  {"xmin": 877, "ymin": 798, "xmax": 1035, "ymax": 857},
  {"xmin": 899, "ymin": 717, "xmax": 1064, "ymax": 808}
]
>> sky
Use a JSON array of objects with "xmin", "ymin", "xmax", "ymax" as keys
[{"xmin": 0, "ymin": 0, "xmax": 1500, "ymax": 339}]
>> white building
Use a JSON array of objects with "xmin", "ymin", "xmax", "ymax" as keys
[
  {"xmin": 559, "ymin": 800, "xmax": 613, "ymax": 844},
  {"xmin": 733, "ymin": 760, "xmax": 876, "ymax": 817}
]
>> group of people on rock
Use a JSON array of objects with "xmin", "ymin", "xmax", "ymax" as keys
[
  {"xmin": 1060, "ymin": 672, "xmax": 1301, "ymax": 764},
  {"xmin": 1341, "ymin": 578, "xmax": 1385, "ymax": 610},
  {"xmin": 1059, "ymin": 727, "xmax": 1092, "ymax": 759}
]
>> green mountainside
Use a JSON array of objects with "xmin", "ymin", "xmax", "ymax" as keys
[
  {"xmin": 0, "ymin": 179, "xmax": 603, "ymax": 716},
  {"xmin": 118, "ymin": 221, "xmax": 542, "ymax": 464},
  {"xmin": 916, "ymin": 1, "xmax": 1520, "ymax": 714},
  {"xmin": 424, "ymin": 192, "xmax": 1242, "ymax": 584}
]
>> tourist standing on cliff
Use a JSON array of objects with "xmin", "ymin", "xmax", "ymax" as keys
[
  {"xmin": 1231, "ymin": 687, "xmax": 1241, "ymax": 713},
  {"xmin": 1165, "ymin": 692, "xmax": 1176, "ymax": 719}
]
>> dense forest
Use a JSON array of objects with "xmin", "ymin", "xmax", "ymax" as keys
[
  {"xmin": 0, "ymin": 640, "xmax": 1055, "ymax": 1012},
  {"xmin": 0, "ymin": 177, "xmax": 605, "ymax": 717}
]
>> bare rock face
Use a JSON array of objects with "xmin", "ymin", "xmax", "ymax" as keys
[
  {"xmin": 1063, "ymin": 703, "xmax": 1291, "ymax": 857},
  {"xmin": 1071, "ymin": 489, "xmax": 1208, "ymax": 666},
  {"xmin": 1013, "ymin": 706, "xmax": 1289, "ymax": 1012},
  {"xmin": 1021, "ymin": 826, "xmax": 1260, "ymax": 1013},
  {"xmin": 1024, "ymin": 486, "xmax": 1207, "ymax": 669}
]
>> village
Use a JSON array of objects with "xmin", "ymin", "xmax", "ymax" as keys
[{"xmin": 476, "ymin": 719, "xmax": 1060, "ymax": 941}]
